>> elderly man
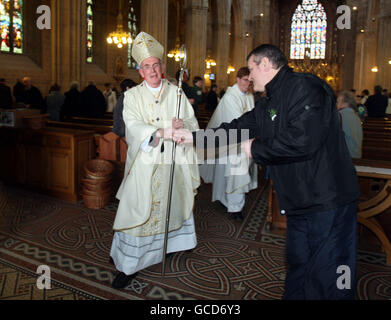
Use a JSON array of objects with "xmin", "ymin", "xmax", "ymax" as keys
[
  {"xmin": 110, "ymin": 32, "xmax": 200, "ymax": 289},
  {"xmin": 172, "ymin": 44, "xmax": 360, "ymax": 300},
  {"xmin": 337, "ymin": 91, "xmax": 363, "ymax": 159},
  {"xmin": 199, "ymin": 67, "xmax": 257, "ymax": 221},
  {"xmin": 23, "ymin": 77, "xmax": 44, "ymax": 111}
]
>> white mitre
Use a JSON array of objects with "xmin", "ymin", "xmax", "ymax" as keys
[{"xmin": 131, "ymin": 31, "xmax": 164, "ymax": 65}]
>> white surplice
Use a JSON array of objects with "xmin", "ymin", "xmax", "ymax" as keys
[{"xmin": 199, "ymin": 84, "xmax": 258, "ymax": 212}]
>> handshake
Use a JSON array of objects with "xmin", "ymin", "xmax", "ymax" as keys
[
  {"xmin": 155, "ymin": 117, "xmax": 194, "ymax": 145},
  {"xmin": 155, "ymin": 118, "xmax": 254, "ymax": 158}
]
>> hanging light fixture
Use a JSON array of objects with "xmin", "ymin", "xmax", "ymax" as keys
[
  {"xmin": 107, "ymin": 0, "xmax": 132, "ymax": 49},
  {"xmin": 227, "ymin": 66, "xmax": 235, "ymax": 74},
  {"xmin": 205, "ymin": 50, "xmax": 217, "ymax": 69},
  {"xmin": 371, "ymin": 66, "xmax": 378, "ymax": 72}
]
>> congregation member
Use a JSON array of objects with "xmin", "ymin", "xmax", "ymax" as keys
[
  {"xmin": 199, "ymin": 67, "xmax": 257, "ymax": 222},
  {"xmin": 23, "ymin": 77, "xmax": 44, "ymax": 111},
  {"xmin": 337, "ymin": 90, "xmax": 363, "ymax": 159},
  {"xmin": 110, "ymin": 32, "xmax": 200, "ymax": 289},
  {"xmin": 79, "ymin": 81, "xmax": 106, "ymax": 118},
  {"xmin": 112, "ymin": 78, "xmax": 137, "ymax": 138},
  {"xmin": 205, "ymin": 84, "xmax": 219, "ymax": 111},
  {"xmin": 175, "ymin": 69, "xmax": 195, "ymax": 106},
  {"xmin": 45, "ymin": 84, "xmax": 65, "ymax": 121},
  {"xmin": 171, "ymin": 44, "xmax": 360, "ymax": 300},
  {"xmin": 13, "ymin": 78, "xmax": 25, "ymax": 105},
  {"xmin": 103, "ymin": 83, "xmax": 118, "ymax": 113},
  {"xmin": 62, "ymin": 82, "xmax": 81, "ymax": 120},
  {"xmin": 190, "ymin": 76, "xmax": 205, "ymax": 115},
  {"xmin": 365, "ymin": 85, "xmax": 388, "ymax": 118},
  {"xmin": 0, "ymin": 78, "xmax": 13, "ymax": 108}
]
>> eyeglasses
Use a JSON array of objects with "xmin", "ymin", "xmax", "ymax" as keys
[{"xmin": 141, "ymin": 63, "xmax": 161, "ymax": 71}]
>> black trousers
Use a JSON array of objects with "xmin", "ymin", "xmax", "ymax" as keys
[{"xmin": 283, "ymin": 201, "xmax": 358, "ymax": 300}]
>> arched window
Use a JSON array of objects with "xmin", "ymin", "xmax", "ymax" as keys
[
  {"xmin": 86, "ymin": 0, "xmax": 94, "ymax": 63},
  {"xmin": 1, "ymin": 0, "xmax": 23, "ymax": 53},
  {"xmin": 290, "ymin": 0, "xmax": 327, "ymax": 60},
  {"xmin": 127, "ymin": 0, "xmax": 139, "ymax": 68}
]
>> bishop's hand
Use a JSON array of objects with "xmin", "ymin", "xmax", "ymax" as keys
[
  {"xmin": 173, "ymin": 128, "xmax": 193, "ymax": 145},
  {"xmin": 172, "ymin": 117, "xmax": 184, "ymax": 130}
]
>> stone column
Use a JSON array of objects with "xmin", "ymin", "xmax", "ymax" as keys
[
  {"xmin": 140, "ymin": 0, "xmax": 168, "ymax": 64},
  {"xmin": 340, "ymin": 1, "xmax": 358, "ymax": 91},
  {"xmin": 376, "ymin": 0, "xmax": 391, "ymax": 90},
  {"xmin": 184, "ymin": 0, "xmax": 209, "ymax": 83},
  {"xmin": 215, "ymin": 22, "xmax": 230, "ymax": 91},
  {"xmin": 214, "ymin": 0, "xmax": 231, "ymax": 91},
  {"xmin": 50, "ymin": 0, "xmax": 86, "ymax": 90}
]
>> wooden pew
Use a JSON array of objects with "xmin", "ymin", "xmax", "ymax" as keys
[
  {"xmin": 266, "ymin": 158, "xmax": 391, "ymax": 265},
  {"xmin": 67, "ymin": 116, "xmax": 114, "ymax": 126},
  {"xmin": 47, "ymin": 120, "xmax": 113, "ymax": 135}
]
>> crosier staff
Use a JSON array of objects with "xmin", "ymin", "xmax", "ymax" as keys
[{"xmin": 161, "ymin": 45, "xmax": 187, "ymax": 276}]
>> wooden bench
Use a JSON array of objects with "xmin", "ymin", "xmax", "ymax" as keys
[
  {"xmin": 47, "ymin": 120, "xmax": 113, "ymax": 135},
  {"xmin": 265, "ymin": 159, "xmax": 391, "ymax": 265},
  {"xmin": 68, "ymin": 116, "xmax": 114, "ymax": 126}
]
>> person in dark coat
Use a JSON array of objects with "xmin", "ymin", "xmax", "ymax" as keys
[
  {"xmin": 0, "ymin": 78, "xmax": 13, "ymax": 108},
  {"xmin": 23, "ymin": 77, "xmax": 44, "ymax": 111},
  {"xmin": 365, "ymin": 85, "xmax": 388, "ymax": 118},
  {"xmin": 112, "ymin": 78, "xmax": 137, "ymax": 137},
  {"xmin": 79, "ymin": 82, "xmax": 107, "ymax": 118},
  {"xmin": 206, "ymin": 84, "xmax": 218, "ymax": 111},
  {"xmin": 13, "ymin": 78, "xmax": 25, "ymax": 105},
  {"xmin": 170, "ymin": 44, "xmax": 360, "ymax": 300},
  {"xmin": 45, "ymin": 84, "xmax": 65, "ymax": 121},
  {"xmin": 62, "ymin": 82, "xmax": 81, "ymax": 120},
  {"xmin": 175, "ymin": 69, "xmax": 195, "ymax": 106}
]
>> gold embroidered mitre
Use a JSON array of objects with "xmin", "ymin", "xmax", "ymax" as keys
[{"xmin": 131, "ymin": 32, "xmax": 164, "ymax": 66}]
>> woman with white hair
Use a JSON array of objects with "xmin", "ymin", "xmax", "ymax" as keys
[{"xmin": 337, "ymin": 90, "xmax": 363, "ymax": 159}]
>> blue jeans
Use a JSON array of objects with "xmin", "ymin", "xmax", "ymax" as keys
[{"xmin": 283, "ymin": 202, "xmax": 358, "ymax": 300}]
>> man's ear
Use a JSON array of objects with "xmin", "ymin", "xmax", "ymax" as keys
[
  {"xmin": 161, "ymin": 63, "xmax": 166, "ymax": 74},
  {"xmin": 138, "ymin": 68, "xmax": 145, "ymax": 79},
  {"xmin": 262, "ymin": 57, "xmax": 272, "ymax": 72}
]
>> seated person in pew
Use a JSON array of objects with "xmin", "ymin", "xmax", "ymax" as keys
[{"xmin": 337, "ymin": 90, "xmax": 363, "ymax": 159}]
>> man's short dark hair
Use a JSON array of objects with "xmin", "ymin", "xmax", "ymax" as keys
[
  {"xmin": 362, "ymin": 89, "xmax": 369, "ymax": 96},
  {"xmin": 193, "ymin": 76, "xmax": 203, "ymax": 85},
  {"xmin": 120, "ymin": 79, "xmax": 137, "ymax": 93},
  {"xmin": 374, "ymin": 85, "xmax": 382, "ymax": 94},
  {"xmin": 246, "ymin": 44, "xmax": 288, "ymax": 69},
  {"xmin": 236, "ymin": 67, "xmax": 250, "ymax": 79}
]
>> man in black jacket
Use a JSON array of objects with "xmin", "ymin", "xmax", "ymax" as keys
[{"xmin": 168, "ymin": 44, "xmax": 360, "ymax": 300}]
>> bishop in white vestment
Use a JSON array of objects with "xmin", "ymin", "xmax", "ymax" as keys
[
  {"xmin": 110, "ymin": 32, "xmax": 200, "ymax": 288},
  {"xmin": 199, "ymin": 67, "xmax": 258, "ymax": 221}
]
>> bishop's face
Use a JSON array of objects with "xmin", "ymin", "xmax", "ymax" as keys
[{"xmin": 139, "ymin": 56, "xmax": 166, "ymax": 88}]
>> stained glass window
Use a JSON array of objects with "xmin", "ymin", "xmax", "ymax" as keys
[
  {"xmin": 290, "ymin": 0, "xmax": 327, "ymax": 60},
  {"xmin": 128, "ymin": 0, "xmax": 139, "ymax": 68},
  {"xmin": 1, "ymin": 0, "xmax": 23, "ymax": 54},
  {"xmin": 86, "ymin": 0, "xmax": 93, "ymax": 63}
]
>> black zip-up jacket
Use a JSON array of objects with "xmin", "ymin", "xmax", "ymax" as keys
[{"xmin": 195, "ymin": 65, "xmax": 360, "ymax": 216}]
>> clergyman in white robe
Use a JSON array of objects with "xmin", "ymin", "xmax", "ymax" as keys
[
  {"xmin": 199, "ymin": 82, "xmax": 258, "ymax": 217},
  {"xmin": 110, "ymin": 79, "xmax": 200, "ymax": 277}
]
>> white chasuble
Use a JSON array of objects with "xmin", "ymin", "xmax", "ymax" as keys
[{"xmin": 113, "ymin": 79, "xmax": 200, "ymax": 237}]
